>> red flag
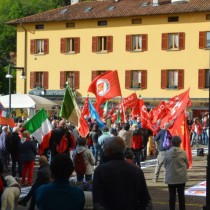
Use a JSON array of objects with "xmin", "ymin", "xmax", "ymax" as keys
[
  {"xmin": 78, "ymin": 98, "xmax": 90, "ymax": 138},
  {"xmin": 0, "ymin": 116, "xmax": 15, "ymax": 128},
  {"xmin": 119, "ymin": 93, "xmax": 138, "ymax": 110},
  {"xmin": 81, "ymin": 97, "xmax": 89, "ymax": 117},
  {"xmin": 78, "ymin": 115, "xmax": 89, "ymax": 138},
  {"xmin": 161, "ymin": 88, "xmax": 191, "ymax": 127},
  {"xmin": 149, "ymin": 100, "xmax": 168, "ymax": 125},
  {"xmin": 138, "ymin": 99, "xmax": 155, "ymax": 132},
  {"xmin": 87, "ymin": 70, "xmax": 122, "ymax": 105},
  {"xmin": 93, "ymin": 102, "xmax": 104, "ymax": 118},
  {"xmin": 169, "ymin": 112, "xmax": 192, "ymax": 168}
]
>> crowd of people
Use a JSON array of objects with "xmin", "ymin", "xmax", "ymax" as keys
[{"xmin": 0, "ymin": 111, "xmax": 208, "ymax": 210}]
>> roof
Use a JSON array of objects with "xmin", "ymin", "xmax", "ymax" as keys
[{"xmin": 7, "ymin": 0, "xmax": 210, "ymax": 25}]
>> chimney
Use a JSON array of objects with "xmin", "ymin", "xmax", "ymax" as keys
[{"xmin": 152, "ymin": 0, "xmax": 159, "ymax": 6}]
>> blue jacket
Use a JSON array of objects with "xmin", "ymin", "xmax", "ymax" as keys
[
  {"xmin": 154, "ymin": 129, "xmax": 172, "ymax": 151},
  {"xmin": 19, "ymin": 139, "xmax": 37, "ymax": 162},
  {"xmin": 36, "ymin": 180, "xmax": 85, "ymax": 210}
]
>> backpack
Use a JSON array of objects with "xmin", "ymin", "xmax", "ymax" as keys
[
  {"xmin": 163, "ymin": 130, "xmax": 172, "ymax": 150},
  {"xmin": 74, "ymin": 150, "xmax": 87, "ymax": 175}
]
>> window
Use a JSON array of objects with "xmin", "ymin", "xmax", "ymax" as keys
[
  {"xmin": 60, "ymin": 71, "xmax": 79, "ymax": 89},
  {"xmin": 30, "ymin": 39, "xmax": 49, "ymax": 55},
  {"xmin": 30, "ymin": 72, "xmax": 48, "ymax": 89},
  {"xmin": 162, "ymin": 33, "xmax": 185, "ymax": 50},
  {"xmin": 132, "ymin": 19, "xmax": 142, "ymax": 24},
  {"xmin": 126, "ymin": 34, "xmax": 147, "ymax": 52},
  {"xmin": 168, "ymin": 16, "xmax": 179, "ymax": 22},
  {"xmin": 60, "ymin": 37, "xmax": 80, "ymax": 54},
  {"xmin": 199, "ymin": 31, "xmax": 210, "ymax": 49},
  {"xmin": 98, "ymin": 21, "xmax": 107, "ymax": 26},
  {"xmin": 125, "ymin": 70, "xmax": 147, "ymax": 89},
  {"xmin": 198, "ymin": 69, "xmax": 210, "ymax": 89},
  {"xmin": 66, "ymin": 22, "xmax": 75, "ymax": 28},
  {"xmin": 92, "ymin": 36, "xmax": 113, "ymax": 53},
  {"xmin": 92, "ymin": 70, "xmax": 109, "ymax": 81},
  {"xmin": 35, "ymin": 24, "xmax": 44, "ymax": 29},
  {"xmin": 161, "ymin": 69, "xmax": 184, "ymax": 89}
]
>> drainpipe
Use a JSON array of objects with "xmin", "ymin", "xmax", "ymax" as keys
[{"xmin": 20, "ymin": 22, "xmax": 27, "ymax": 94}]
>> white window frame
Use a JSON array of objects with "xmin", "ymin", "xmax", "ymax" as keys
[
  {"xmin": 206, "ymin": 32, "xmax": 210, "ymax": 48},
  {"xmin": 98, "ymin": 37, "xmax": 107, "ymax": 52},
  {"xmin": 132, "ymin": 70, "xmax": 141, "ymax": 88},
  {"xmin": 65, "ymin": 71, "xmax": 75, "ymax": 88},
  {"xmin": 205, "ymin": 69, "xmax": 210, "ymax": 88},
  {"xmin": 168, "ymin": 70, "xmax": 178, "ymax": 88},
  {"xmin": 36, "ymin": 39, "xmax": 44, "ymax": 54},
  {"xmin": 35, "ymin": 72, "xmax": 44, "ymax": 87},
  {"xmin": 66, "ymin": 38, "xmax": 75, "ymax": 53},
  {"xmin": 168, "ymin": 33, "xmax": 179, "ymax": 49},
  {"xmin": 132, "ymin": 35, "xmax": 142, "ymax": 51}
]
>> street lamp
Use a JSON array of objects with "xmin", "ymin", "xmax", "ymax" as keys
[{"xmin": 5, "ymin": 64, "xmax": 26, "ymax": 115}]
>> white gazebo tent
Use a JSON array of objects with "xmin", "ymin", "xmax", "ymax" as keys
[{"xmin": 0, "ymin": 94, "xmax": 58, "ymax": 117}]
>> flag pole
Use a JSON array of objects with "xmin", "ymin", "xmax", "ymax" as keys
[{"xmin": 203, "ymin": 73, "xmax": 210, "ymax": 210}]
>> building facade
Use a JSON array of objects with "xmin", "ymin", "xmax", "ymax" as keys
[{"xmin": 7, "ymin": 0, "xmax": 210, "ymax": 115}]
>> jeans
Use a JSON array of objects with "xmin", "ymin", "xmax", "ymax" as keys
[
  {"xmin": 91, "ymin": 143, "xmax": 100, "ymax": 165},
  {"xmin": 191, "ymin": 132, "xmax": 201, "ymax": 147},
  {"xmin": 168, "ymin": 183, "xmax": 186, "ymax": 210},
  {"xmin": 202, "ymin": 129, "xmax": 208, "ymax": 145},
  {"xmin": 133, "ymin": 149, "xmax": 142, "ymax": 167},
  {"xmin": 77, "ymin": 174, "xmax": 92, "ymax": 182}
]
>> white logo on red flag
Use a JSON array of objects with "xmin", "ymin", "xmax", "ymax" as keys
[{"xmin": 96, "ymin": 79, "xmax": 110, "ymax": 96}]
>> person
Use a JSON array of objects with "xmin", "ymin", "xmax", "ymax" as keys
[
  {"xmin": 97, "ymin": 126, "xmax": 111, "ymax": 165},
  {"xmin": 19, "ymin": 130, "xmax": 37, "ymax": 186},
  {"xmin": 164, "ymin": 136, "xmax": 188, "ymax": 210},
  {"xmin": 0, "ymin": 126, "xmax": 10, "ymax": 171},
  {"xmin": 201, "ymin": 113, "xmax": 209, "ymax": 145},
  {"xmin": 36, "ymin": 153, "xmax": 85, "ymax": 210},
  {"xmin": 118, "ymin": 123, "xmax": 133, "ymax": 155},
  {"xmin": 73, "ymin": 137, "xmax": 95, "ymax": 182},
  {"xmin": 190, "ymin": 117, "xmax": 202, "ymax": 147},
  {"xmin": 0, "ymin": 161, "xmax": 6, "ymax": 209},
  {"xmin": 92, "ymin": 136, "xmax": 152, "ymax": 210},
  {"xmin": 153, "ymin": 122, "xmax": 172, "ymax": 182},
  {"xmin": 9, "ymin": 127, "xmax": 22, "ymax": 178},
  {"xmin": 49, "ymin": 119, "xmax": 76, "ymax": 161},
  {"xmin": 89, "ymin": 123, "xmax": 102, "ymax": 166},
  {"xmin": 18, "ymin": 155, "xmax": 51, "ymax": 210},
  {"xmin": 131, "ymin": 124, "xmax": 143, "ymax": 167}
]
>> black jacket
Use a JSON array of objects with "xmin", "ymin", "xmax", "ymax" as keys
[{"xmin": 93, "ymin": 154, "xmax": 151, "ymax": 210}]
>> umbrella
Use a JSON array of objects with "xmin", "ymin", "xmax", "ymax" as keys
[{"xmin": 0, "ymin": 94, "xmax": 57, "ymax": 110}]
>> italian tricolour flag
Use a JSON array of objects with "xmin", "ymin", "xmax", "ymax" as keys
[{"xmin": 23, "ymin": 108, "xmax": 52, "ymax": 153}]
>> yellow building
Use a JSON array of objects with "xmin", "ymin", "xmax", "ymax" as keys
[{"xmin": 7, "ymin": 0, "xmax": 210, "ymax": 115}]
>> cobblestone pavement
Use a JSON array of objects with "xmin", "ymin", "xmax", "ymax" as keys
[{"xmin": 6, "ymin": 146, "xmax": 208, "ymax": 210}]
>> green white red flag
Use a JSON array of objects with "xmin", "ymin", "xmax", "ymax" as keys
[
  {"xmin": 23, "ymin": 108, "xmax": 52, "ymax": 145},
  {"xmin": 87, "ymin": 70, "xmax": 122, "ymax": 105}
]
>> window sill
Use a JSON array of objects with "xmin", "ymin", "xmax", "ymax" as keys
[
  {"xmin": 65, "ymin": 51, "xmax": 76, "ymax": 54},
  {"xmin": 34, "ymin": 53, "xmax": 45, "ymax": 56},
  {"xmin": 96, "ymin": 51, "xmax": 108, "ymax": 54},
  {"xmin": 131, "ymin": 49, "xmax": 143, "ymax": 52},
  {"xmin": 166, "ymin": 48, "xmax": 180, "ymax": 51}
]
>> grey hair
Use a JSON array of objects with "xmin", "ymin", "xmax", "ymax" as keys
[{"xmin": 103, "ymin": 136, "xmax": 126, "ymax": 155}]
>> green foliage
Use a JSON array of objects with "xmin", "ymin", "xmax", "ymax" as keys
[{"xmin": 0, "ymin": 0, "xmax": 69, "ymax": 95}]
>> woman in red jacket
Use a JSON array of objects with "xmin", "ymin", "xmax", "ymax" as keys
[
  {"xmin": 131, "ymin": 124, "xmax": 143, "ymax": 168},
  {"xmin": 190, "ymin": 117, "xmax": 202, "ymax": 147},
  {"xmin": 19, "ymin": 131, "xmax": 37, "ymax": 186}
]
